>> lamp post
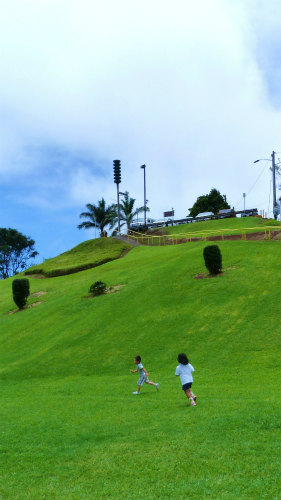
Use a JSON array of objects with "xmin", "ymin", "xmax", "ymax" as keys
[
  {"xmin": 243, "ymin": 193, "xmax": 246, "ymax": 215},
  {"xmin": 117, "ymin": 191, "xmax": 126, "ymax": 232},
  {"xmin": 271, "ymin": 151, "xmax": 277, "ymax": 219},
  {"xmin": 140, "ymin": 164, "xmax": 147, "ymax": 226},
  {"xmin": 254, "ymin": 152, "xmax": 280, "ymax": 220}
]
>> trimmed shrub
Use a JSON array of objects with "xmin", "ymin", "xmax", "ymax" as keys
[
  {"xmin": 12, "ymin": 278, "xmax": 30, "ymax": 309},
  {"xmin": 203, "ymin": 245, "xmax": 222, "ymax": 275},
  {"xmin": 89, "ymin": 281, "xmax": 107, "ymax": 296}
]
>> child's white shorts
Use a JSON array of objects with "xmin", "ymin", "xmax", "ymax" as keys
[{"xmin": 137, "ymin": 374, "xmax": 149, "ymax": 386}]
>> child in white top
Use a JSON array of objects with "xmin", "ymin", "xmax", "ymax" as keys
[
  {"xmin": 175, "ymin": 353, "xmax": 197, "ymax": 406},
  {"xmin": 130, "ymin": 356, "xmax": 159, "ymax": 394}
]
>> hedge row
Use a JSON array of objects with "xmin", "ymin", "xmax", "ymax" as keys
[{"xmin": 25, "ymin": 258, "xmax": 114, "ymax": 278}]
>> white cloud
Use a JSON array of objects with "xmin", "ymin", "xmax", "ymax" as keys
[{"xmin": 0, "ymin": 0, "xmax": 280, "ymax": 219}]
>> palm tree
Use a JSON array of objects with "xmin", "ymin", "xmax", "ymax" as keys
[
  {"xmin": 119, "ymin": 192, "xmax": 148, "ymax": 230},
  {"xmin": 78, "ymin": 198, "xmax": 116, "ymax": 236}
]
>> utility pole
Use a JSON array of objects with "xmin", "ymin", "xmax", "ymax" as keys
[
  {"xmin": 243, "ymin": 193, "xmax": 246, "ymax": 215},
  {"xmin": 254, "ymin": 151, "xmax": 280, "ymax": 219},
  {"xmin": 140, "ymin": 164, "xmax": 147, "ymax": 226},
  {"xmin": 271, "ymin": 151, "xmax": 278, "ymax": 220}
]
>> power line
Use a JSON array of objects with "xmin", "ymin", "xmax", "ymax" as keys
[
  {"xmin": 246, "ymin": 163, "xmax": 268, "ymax": 196},
  {"xmin": 267, "ymin": 179, "xmax": 272, "ymax": 216},
  {"xmin": 234, "ymin": 161, "xmax": 268, "ymax": 209}
]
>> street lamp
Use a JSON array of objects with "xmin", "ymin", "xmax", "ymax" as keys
[
  {"xmin": 254, "ymin": 152, "xmax": 280, "ymax": 220},
  {"xmin": 140, "ymin": 164, "xmax": 147, "ymax": 226}
]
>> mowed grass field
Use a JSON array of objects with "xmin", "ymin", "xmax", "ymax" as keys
[
  {"xmin": 0, "ymin": 236, "xmax": 280, "ymax": 500},
  {"xmin": 163, "ymin": 216, "xmax": 281, "ymax": 236},
  {"xmin": 26, "ymin": 237, "xmax": 131, "ymax": 277}
]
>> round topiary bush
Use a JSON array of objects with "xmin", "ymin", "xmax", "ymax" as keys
[
  {"xmin": 203, "ymin": 245, "xmax": 222, "ymax": 275},
  {"xmin": 12, "ymin": 278, "xmax": 30, "ymax": 309},
  {"xmin": 89, "ymin": 281, "xmax": 107, "ymax": 296}
]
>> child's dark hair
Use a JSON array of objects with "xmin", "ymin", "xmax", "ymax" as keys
[
  {"xmin": 177, "ymin": 353, "xmax": 189, "ymax": 365},
  {"xmin": 135, "ymin": 355, "xmax": 141, "ymax": 362}
]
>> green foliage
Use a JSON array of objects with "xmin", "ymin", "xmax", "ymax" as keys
[
  {"xmin": 89, "ymin": 280, "xmax": 107, "ymax": 296},
  {"xmin": 203, "ymin": 245, "xmax": 222, "ymax": 274},
  {"xmin": 12, "ymin": 278, "xmax": 30, "ymax": 309},
  {"xmin": 78, "ymin": 198, "xmax": 116, "ymax": 235},
  {"xmin": 189, "ymin": 188, "xmax": 230, "ymax": 217},
  {"xmin": 0, "ymin": 228, "xmax": 38, "ymax": 279},
  {"xmin": 114, "ymin": 191, "xmax": 149, "ymax": 230}
]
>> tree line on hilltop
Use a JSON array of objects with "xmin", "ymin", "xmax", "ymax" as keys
[{"xmin": 78, "ymin": 188, "xmax": 230, "ymax": 235}]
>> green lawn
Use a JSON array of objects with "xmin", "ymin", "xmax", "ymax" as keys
[
  {"xmin": 161, "ymin": 216, "xmax": 281, "ymax": 236},
  {"xmin": 0, "ymin": 238, "xmax": 280, "ymax": 499},
  {"xmin": 26, "ymin": 237, "xmax": 131, "ymax": 277}
]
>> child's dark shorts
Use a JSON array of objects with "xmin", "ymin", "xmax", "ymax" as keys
[{"xmin": 182, "ymin": 382, "xmax": 192, "ymax": 391}]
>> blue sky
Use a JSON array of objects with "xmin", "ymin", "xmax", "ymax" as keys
[{"xmin": 0, "ymin": 0, "xmax": 280, "ymax": 264}]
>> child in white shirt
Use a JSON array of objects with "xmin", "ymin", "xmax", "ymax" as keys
[
  {"xmin": 175, "ymin": 353, "xmax": 197, "ymax": 406},
  {"xmin": 130, "ymin": 355, "xmax": 159, "ymax": 394}
]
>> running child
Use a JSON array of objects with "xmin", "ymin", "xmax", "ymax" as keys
[
  {"xmin": 175, "ymin": 353, "xmax": 197, "ymax": 406},
  {"xmin": 130, "ymin": 356, "xmax": 159, "ymax": 394}
]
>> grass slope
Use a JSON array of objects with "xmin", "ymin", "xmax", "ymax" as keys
[
  {"xmin": 163, "ymin": 216, "xmax": 281, "ymax": 236},
  {"xmin": 26, "ymin": 237, "xmax": 131, "ymax": 277},
  {"xmin": 0, "ymin": 237, "xmax": 280, "ymax": 500}
]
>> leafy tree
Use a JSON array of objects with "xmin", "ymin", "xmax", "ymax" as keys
[
  {"xmin": 188, "ymin": 189, "xmax": 230, "ymax": 217},
  {"xmin": 119, "ymin": 191, "xmax": 148, "ymax": 230},
  {"xmin": 78, "ymin": 198, "xmax": 116, "ymax": 236},
  {"xmin": 0, "ymin": 228, "xmax": 38, "ymax": 279}
]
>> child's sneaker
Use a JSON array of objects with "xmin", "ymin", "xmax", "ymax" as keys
[
  {"xmin": 155, "ymin": 383, "xmax": 159, "ymax": 390},
  {"xmin": 132, "ymin": 391, "xmax": 140, "ymax": 395},
  {"xmin": 190, "ymin": 400, "xmax": 196, "ymax": 406},
  {"xmin": 193, "ymin": 395, "xmax": 197, "ymax": 403}
]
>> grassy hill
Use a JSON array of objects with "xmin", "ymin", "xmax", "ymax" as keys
[
  {"xmin": 156, "ymin": 216, "xmax": 281, "ymax": 236},
  {"xmin": 26, "ymin": 237, "xmax": 131, "ymax": 277},
  {"xmin": 0, "ymin": 234, "xmax": 280, "ymax": 500}
]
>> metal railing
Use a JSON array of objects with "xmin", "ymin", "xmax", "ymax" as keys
[{"xmin": 115, "ymin": 226, "xmax": 281, "ymax": 246}]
